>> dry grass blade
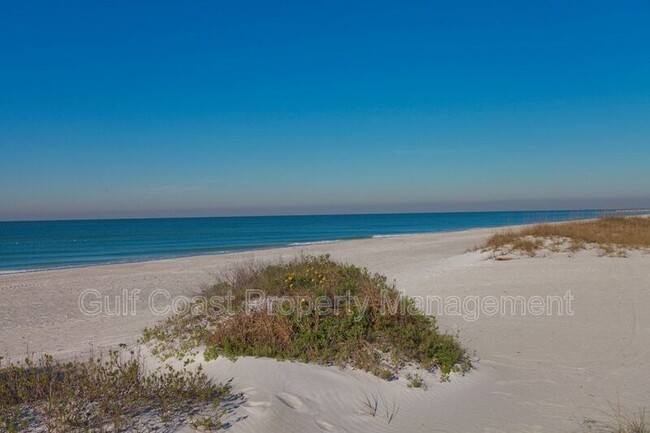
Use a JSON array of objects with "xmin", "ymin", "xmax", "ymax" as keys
[
  {"xmin": 361, "ymin": 392, "xmax": 379, "ymax": 417},
  {"xmin": 380, "ymin": 394, "xmax": 400, "ymax": 425}
]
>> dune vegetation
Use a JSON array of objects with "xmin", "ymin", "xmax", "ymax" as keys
[
  {"xmin": 482, "ymin": 216, "xmax": 650, "ymax": 257},
  {"xmin": 0, "ymin": 350, "xmax": 230, "ymax": 432},
  {"xmin": 582, "ymin": 405, "xmax": 649, "ymax": 433},
  {"xmin": 143, "ymin": 255, "xmax": 469, "ymax": 380}
]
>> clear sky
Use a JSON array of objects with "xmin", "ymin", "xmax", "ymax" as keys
[{"xmin": 1, "ymin": 0, "xmax": 649, "ymax": 220}]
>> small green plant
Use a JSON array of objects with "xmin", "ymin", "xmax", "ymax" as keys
[
  {"xmin": 406, "ymin": 372, "xmax": 426, "ymax": 389},
  {"xmin": 0, "ymin": 350, "xmax": 229, "ymax": 432},
  {"xmin": 191, "ymin": 412, "xmax": 226, "ymax": 431}
]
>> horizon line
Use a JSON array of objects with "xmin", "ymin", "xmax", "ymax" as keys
[{"xmin": 2, "ymin": 207, "xmax": 648, "ymax": 224}]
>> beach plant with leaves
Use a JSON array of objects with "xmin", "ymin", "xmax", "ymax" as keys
[{"xmin": 406, "ymin": 372, "xmax": 426, "ymax": 389}]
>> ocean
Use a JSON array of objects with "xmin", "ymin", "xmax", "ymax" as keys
[{"xmin": 0, "ymin": 209, "xmax": 638, "ymax": 272}]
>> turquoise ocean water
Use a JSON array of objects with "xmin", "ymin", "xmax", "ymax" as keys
[{"xmin": 0, "ymin": 210, "xmax": 640, "ymax": 272}]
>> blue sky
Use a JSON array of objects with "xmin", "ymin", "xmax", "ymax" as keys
[{"xmin": 1, "ymin": 0, "xmax": 649, "ymax": 220}]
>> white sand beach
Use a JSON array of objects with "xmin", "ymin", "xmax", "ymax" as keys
[{"xmin": 2, "ymin": 227, "xmax": 649, "ymax": 432}]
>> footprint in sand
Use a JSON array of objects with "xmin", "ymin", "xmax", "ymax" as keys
[
  {"xmin": 244, "ymin": 400, "xmax": 272, "ymax": 415},
  {"xmin": 314, "ymin": 419, "xmax": 336, "ymax": 431},
  {"xmin": 275, "ymin": 392, "xmax": 306, "ymax": 411}
]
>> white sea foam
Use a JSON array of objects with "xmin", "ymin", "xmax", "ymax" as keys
[
  {"xmin": 288, "ymin": 240, "xmax": 342, "ymax": 246},
  {"xmin": 0, "ymin": 269, "xmax": 33, "ymax": 275},
  {"xmin": 371, "ymin": 233, "xmax": 413, "ymax": 238}
]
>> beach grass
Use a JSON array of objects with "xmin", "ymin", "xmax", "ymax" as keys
[
  {"xmin": 582, "ymin": 406, "xmax": 649, "ymax": 433},
  {"xmin": 142, "ymin": 254, "xmax": 469, "ymax": 379},
  {"xmin": 482, "ymin": 216, "xmax": 650, "ymax": 257},
  {"xmin": 0, "ymin": 350, "xmax": 229, "ymax": 432}
]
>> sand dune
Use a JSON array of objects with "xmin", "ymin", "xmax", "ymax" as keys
[{"xmin": 2, "ymin": 227, "xmax": 649, "ymax": 432}]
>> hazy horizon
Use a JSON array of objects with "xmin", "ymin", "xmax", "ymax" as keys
[{"xmin": 3, "ymin": 197, "xmax": 650, "ymax": 222}]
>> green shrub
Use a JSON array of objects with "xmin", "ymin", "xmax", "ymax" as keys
[{"xmin": 144, "ymin": 255, "xmax": 468, "ymax": 379}]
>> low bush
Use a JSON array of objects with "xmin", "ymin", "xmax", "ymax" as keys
[
  {"xmin": 143, "ymin": 255, "xmax": 468, "ymax": 379},
  {"xmin": 482, "ymin": 217, "xmax": 650, "ymax": 257},
  {"xmin": 0, "ymin": 350, "xmax": 229, "ymax": 432}
]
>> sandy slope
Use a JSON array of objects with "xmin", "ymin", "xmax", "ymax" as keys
[{"xmin": 2, "ymin": 227, "xmax": 649, "ymax": 432}]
